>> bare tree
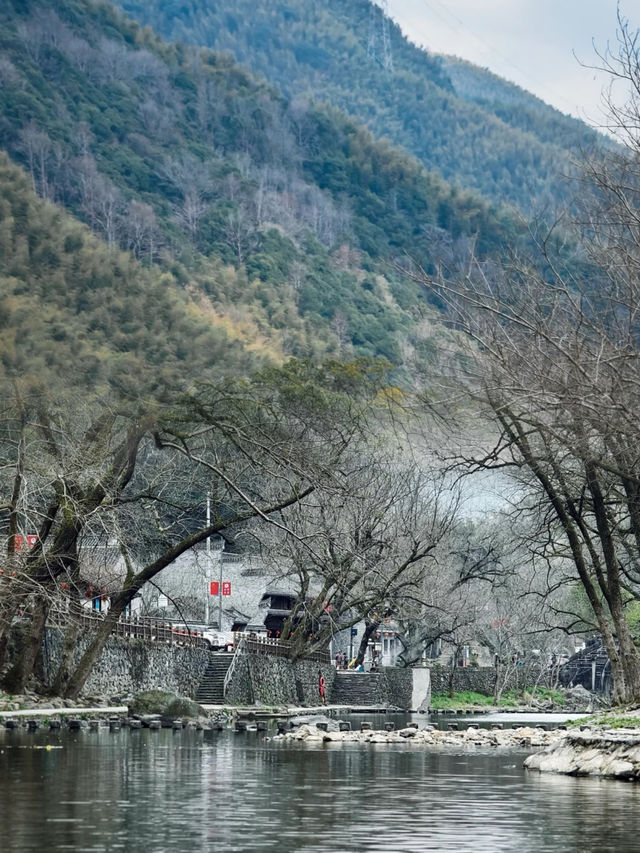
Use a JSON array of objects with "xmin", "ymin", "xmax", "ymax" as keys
[
  {"xmin": 252, "ymin": 444, "xmax": 460, "ymax": 662},
  {"xmin": 404, "ymin": 20, "xmax": 640, "ymax": 703},
  {"xmin": 0, "ymin": 360, "xmax": 389, "ymax": 696}
]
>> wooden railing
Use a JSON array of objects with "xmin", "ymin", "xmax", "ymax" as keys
[
  {"xmin": 49, "ymin": 605, "xmax": 209, "ymax": 649},
  {"xmin": 108, "ymin": 616, "xmax": 209, "ymax": 648},
  {"xmin": 236, "ymin": 633, "xmax": 330, "ymax": 664}
]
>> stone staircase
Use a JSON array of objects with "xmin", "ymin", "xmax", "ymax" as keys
[
  {"xmin": 330, "ymin": 671, "xmax": 381, "ymax": 706},
  {"xmin": 195, "ymin": 653, "xmax": 234, "ymax": 704},
  {"xmin": 559, "ymin": 638, "xmax": 611, "ymax": 695}
]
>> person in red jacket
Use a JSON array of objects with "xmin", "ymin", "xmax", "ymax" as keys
[{"xmin": 318, "ymin": 670, "xmax": 326, "ymax": 705}]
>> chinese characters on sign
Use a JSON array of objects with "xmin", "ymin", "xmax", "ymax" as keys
[{"xmin": 209, "ymin": 581, "xmax": 232, "ymax": 595}]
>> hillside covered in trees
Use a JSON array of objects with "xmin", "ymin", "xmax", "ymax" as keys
[
  {"xmin": 0, "ymin": 0, "xmax": 535, "ymax": 369},
  {"xmin": 0, "ymin": 153, "xmax": 248, "ymax": 397},
  {"xmin": 116, "ymin": 0, "xmax": 603, "ymax": 216}
]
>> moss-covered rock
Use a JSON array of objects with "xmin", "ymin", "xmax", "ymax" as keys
[
  {"xmin": 129, "ymin": 690, "xmax": 204, "ymax": 718},
  {"xmin": 165, "ymin": 696, "xmax": 205, "ymax": 718}
]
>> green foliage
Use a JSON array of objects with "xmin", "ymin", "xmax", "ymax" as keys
[
  {"xmin": 0, "ymin": 0, "xmax": 534, "ymax": 369},
  {"xmin": 430, "ymin": 687, "xmax": 565, "ymax": 709},
  {"xmin": 503, "ymin": 687, "xmax": 566, "ymax": 707},
  {"xmin": 164, "ymin": 696, "xmax": 205, "ymax": 718},
  {"xmin": 117, "ymin": 0, "xmax": 603, "ymax": 215},
  {"xmin": 0, "ymin": 153, "xmax": 248, "ymax": 396},
  {"xmin": 430, "ymin": 690, "xmax": 496, "ymax": 709}
]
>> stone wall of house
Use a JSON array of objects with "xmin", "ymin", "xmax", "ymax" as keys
[{"xmin": 42, "ymin": 628, "xmax": 210, "ymax": 699}]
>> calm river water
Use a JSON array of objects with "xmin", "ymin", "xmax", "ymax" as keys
[{"xmin": 2, "ymin": 722, "xmax": 640, "ymax": 853}]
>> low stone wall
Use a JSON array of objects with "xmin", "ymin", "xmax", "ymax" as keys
[
  {"xmin": 225, "ymin": 651, "xmax": 336, "ymax": 706},
  {"xmin": 42, "ymin": 628, "xmax": 209, "ymax": 699},
  {"xmin": 380, "ymin": 667, "xmax": 415, "ymax": 710},
  {"xmin": 429, "ymin": 666, "xmax": 497, "ymax": 695},
  {"xmin": 225, "ymin": 652, "xmax": 419, "ymax": 708},
  {"xmin": 429, "ymin": 665, "xmax": 552, "ymax": 696}
]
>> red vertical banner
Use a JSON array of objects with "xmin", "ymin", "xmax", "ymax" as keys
[
  {"xmin": 210, "ymin": 581, "xmax": 219, "ymax": 596},
  {"xmin": 222, "ymin": 581, "xmax": 231, "ymax": 596},
  {"xmin": 14, "ymin": 535, "xmax": 37, "ymax": 552}
]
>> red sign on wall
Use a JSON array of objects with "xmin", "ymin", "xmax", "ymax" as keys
[
  {"xmin": 222, "ymin": 581, "xmax": 231, "ymax": 596},
  {"xmin": 209, "ymin": 581, "xmax": 219, "ymax": 596},
  {"xmin": 14, "ymin": 535, "xmax": 37, "ymax": 552}
]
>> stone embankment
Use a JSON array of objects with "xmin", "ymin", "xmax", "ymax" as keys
[
  {"xmin": 525, "ymin": 729, "xmax": 640, "ymax": 779},
  {"xmin": 276, "ymin": 723, "xmax": 563, "ymax": 749}
]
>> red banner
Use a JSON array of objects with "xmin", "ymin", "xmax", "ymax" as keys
[
  {"xmin": 13, "ymin": 534, "xmax": 37, "ymax": 552},
  {"xmin": 209, "ymin": 581, "xmax": 219, "ymax": 596},
  {"xmin": 222, "ymin": 581, "xmax": 231, "ymax": 596}
]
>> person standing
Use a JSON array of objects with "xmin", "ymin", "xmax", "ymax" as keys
[{"xmin": 318, "ymin": 670, "xmax": 326, "ymax": 705}]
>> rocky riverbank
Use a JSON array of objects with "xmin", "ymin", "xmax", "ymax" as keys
[
  {"xmin": 276, "ymin": 722, "xmax": 565, "ymax": 749},
  {"xmin": 524, "ymin": 728, "xmax": 640, "ymax": 779},
  {"xmin": 0, "ymin": 688, "xmax": 227, "ymax": 730}
]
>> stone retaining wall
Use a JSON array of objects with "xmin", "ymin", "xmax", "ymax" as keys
[
  {"xmin": 429, "ymin": 666, "xmax": 497, "ymax": 695},
  {"xmin": 37, "ymin": 627, "xmax": 417, "ymax": 707},
  {"xmin": 381, "ymin": 667, "xmax": 415, "ymax": 710},
  {"xmin": 225, "ymin": 652, "xmax": 419, "ymax": 708},
  {"xmin": 428, "ymin": 665, "xmax": 552, "ymax": 696},
  {"xmin": 225, "ymin": 650, "xmax": 336, "ymax": 706},
  {"xmin": 42, "ymin": 628, "xmax": 210, "ymax": 698}
]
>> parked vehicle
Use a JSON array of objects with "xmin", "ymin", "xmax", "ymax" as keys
[{"xmin": 201, "ymin": 629, "xmax": 236, "ymax": 651}]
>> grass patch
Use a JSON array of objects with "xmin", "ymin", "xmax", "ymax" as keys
[
  {"xmin": 430, "ymin": 686, "xmax": 566, "ymax": 710},
  {"xmin": 568, "ymin": 714, "xmax": 640, "ymax": 729},
  {"xmin": 503, "ymin": 687, "xmax": 566, "ymax": 707},
  {"xmin": 430, "ymin": 691, "xmax": 495, "ymax": 710}
]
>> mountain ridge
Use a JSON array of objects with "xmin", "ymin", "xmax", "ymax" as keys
[
  {"xmin": 116, "ymin": 0, "xmax": 604, "ymax": 216},
  {"xmin": 0, "ymin": 0, "xmax": 533, "ymax": 372}
]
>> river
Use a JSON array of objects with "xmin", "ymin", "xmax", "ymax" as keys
[{"xmin": 2, "ymin": 720, "xmax": 639, "ymax": 852}]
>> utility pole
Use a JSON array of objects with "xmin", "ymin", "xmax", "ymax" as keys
[
  {"xmin": 205, "ymin": 491, "xmax": 211, "ymax": 626},
  {"xmin": 218, "ymin": 538, "xmax": 224, "ymax": 630}
]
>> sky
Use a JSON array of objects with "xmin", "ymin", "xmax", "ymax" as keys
[{"xmin": 385, "ymin": 0, "xmax": 632, "ymax": 123}]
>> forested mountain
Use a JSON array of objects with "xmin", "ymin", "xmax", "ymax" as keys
[
  {"xmin": 0, "ymin": 153, "xmax": 247, "ymax": 397},
  {"xmin": 0, "ymin": 0, "xmax": 526, "ymax": 368},
  {"xmin": 116, "ymin": 0, "xmax": 602, "ymax": 216},
  {"xmin": 440, "ymin": 56, "xmax": 601, "ymax": 151}
]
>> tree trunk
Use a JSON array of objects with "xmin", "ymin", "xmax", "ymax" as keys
[
  {"xmin": 63, "ymin": 606, "xmax": 122, "ymax": 700},
  {"xmin": 355, "ymin": 620, "xmax": 378, "ymax": 666},
  {"xmin": 492, "ymin": 658, "xmax": 500, "ymax": 705},
  {"xmin": 3, "ymin": 598, "xmax": 49, "ymax": 694},
  {"xmin": 50, "ymin": 620, "xmax": 82, "ymax": 697},
  {"xmin": 448, "ymin": 658, "xmax": 456, "ymax": 698}
]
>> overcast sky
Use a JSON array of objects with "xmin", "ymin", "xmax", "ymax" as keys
[{"xmin": 386, "ymin": 0, "xmax": 631, "ymax": 124}]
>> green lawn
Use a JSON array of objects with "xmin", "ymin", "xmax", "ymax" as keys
[{"xmin": 430, "ymin": 687, "xmax": 566, "ymax": 710}]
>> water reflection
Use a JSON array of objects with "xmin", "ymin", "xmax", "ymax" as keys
[{"xmin": 1, "ymin": 727, "xmax": 639, "ymax": 852}]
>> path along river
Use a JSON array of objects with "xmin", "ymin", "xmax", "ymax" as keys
[{"xmin": 1, "ymin": 715, "xmax": 640, "ymax": 853}]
